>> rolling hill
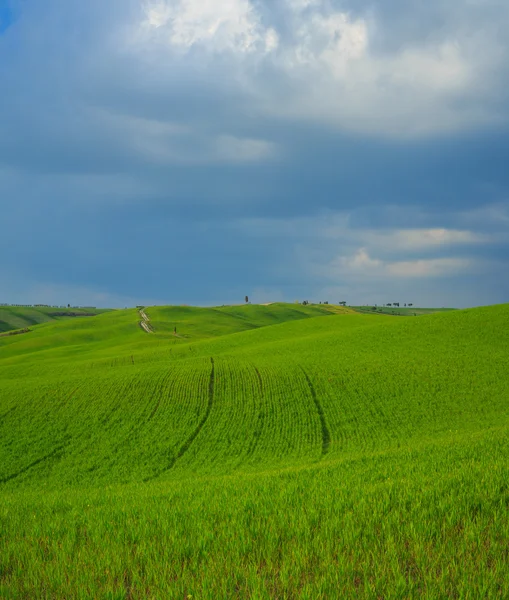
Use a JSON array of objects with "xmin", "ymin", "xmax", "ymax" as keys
[
  {"xmin": 0, "ymin": 303, "xmax": 508, "ymax": 598},
  {"xmin": 145, "ymin": 302, "xmax": 350, "ymax": 339},
  {"xmin": 0, "ymin": 305, "xmax": 110, "ymax": 334}
]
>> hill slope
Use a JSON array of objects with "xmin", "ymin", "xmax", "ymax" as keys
[
  {"xmin": 0, "ymin": 305, "xmax": 110, "ymax": 334},
  {"xmin": 0, "ymin": 304, "xmax": 507, "ymax": 487},
  {"xmin": 0, "ymin": 304, "xmax": 508, "ymax": 598},
  {"xmin": 145, "ymin": 302, "xmax": 350, "ymax": 339}
]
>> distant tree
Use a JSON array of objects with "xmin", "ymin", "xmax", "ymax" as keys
[
  {"xmin": 339, "ymin": 301, "xmax": 347, "ymax": 306},
  {"xmin": 386, "ymin": 303, "xmax": 392, "ymax": 307},
  {"xmin": 371, "ymin": 306, "xmax": 377, "ymax": 311},
  {"xmin": 394, "ymin": 302, "xmax": 400, "ymax": 307},
  {"xmin": 67, "ymin": 303, "xmax": 70, "ymax": 308},
  {"xmin": 324, "ymin": 301, "xmax": 328, "ymax": 305},
  {"xmin": 245, "ymin": 295, "xmax": 249, "ymax": 304},
  {"xmin": 408, "ymin": 303, "xmax": 413, "ymax": 307}
]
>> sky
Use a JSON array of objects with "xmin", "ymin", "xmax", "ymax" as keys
[{"xmin": 1, "ymin": 0, "xmax": 508, "ymax": 308}]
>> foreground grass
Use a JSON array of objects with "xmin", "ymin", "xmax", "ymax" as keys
[{"xmin": 1, "ymin": 428, "xmax": 507, "ymax": 599}]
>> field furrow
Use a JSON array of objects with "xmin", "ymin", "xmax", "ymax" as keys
[{"xmin": 300, "ymin": 366, "xmax": 331, "ymax": 457}]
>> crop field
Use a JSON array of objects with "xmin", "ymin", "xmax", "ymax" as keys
[{"xmin": 0, "ymin": 303, "xmax": 508, "ymax": 598}]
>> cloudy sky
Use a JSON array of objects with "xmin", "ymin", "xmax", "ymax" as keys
[{"xmin": 1, "ymin": 0, "xmax": 508, "ymax": 308}]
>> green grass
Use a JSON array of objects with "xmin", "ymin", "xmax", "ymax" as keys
[
  {"xmin": 0, "ymin": 305, "xmax": 110, "ymax": 334},
  {"xmin": 0, "ymin": 303, "xmax": 508, "ymax": 598},
  {"xmin": 145, "ymin": 302, "xmax": 350, "ymax": 339}
]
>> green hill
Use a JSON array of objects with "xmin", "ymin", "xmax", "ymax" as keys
[
  {"xmin": 145, "ymin": 302, "xmax": 349, "ymax": 339},
  {"xmin": 0, "ymin": 303, "xmax": 508, "ymax": 598},
  {"xmin": 0, "ymin": 305, "xmax": 110, "ymax": 334}
]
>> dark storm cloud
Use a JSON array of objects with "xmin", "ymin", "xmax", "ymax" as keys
[{"xmin": 1, "ymin": 0, "xmax": 509, "ymax": 307}]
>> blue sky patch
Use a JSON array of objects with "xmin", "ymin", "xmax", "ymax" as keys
[{"xmin": 0, "ymin": 1, "xmax": 14, "ymax": 34}]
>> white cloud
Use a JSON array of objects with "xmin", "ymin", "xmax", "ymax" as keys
[
  {"xmin": 326, "ymin": 248, "xmax": 475, "ymax": 279},
  {"xmin": 239, "ymin": 216, "xmax": 488, "ymax": 251},
  {"xmin": 338, "ymin": 247, "xmax": 381, "ymax": 272},
  {"xmin": 353, "ymin": 228, "xmax": 489, "ymax": 251},
  {"xmin": 132, "ymin": 1, "xmax": 507, "ymax": 138},
  {"xmin": 231, "ymin": 215, "xmax": 493, "ymax": 285},
  {"xmin": 268, "ymin": 16, "xmax": 494, "ymax": 137},
  {"xmin": 141, "ymin": 0, "xmax": 278, "ymax": 54},
  {"xmin": 287, "ymin": 11, "xmax": 369, "ymax": 75},
  {"xmin": 285, "ymin": 0, "xmax": 320, "ymax": 10},
  {"xmin": 386, "ymin": 257, "xmax": 473, "ymax": 278}
]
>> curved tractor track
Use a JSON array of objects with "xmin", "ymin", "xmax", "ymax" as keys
[
  {"xmin": 300, "ymin": 366, "xmax": 331, "ymax": 457},
  {"xmin": 144, "ymin": 358, "xmax": 215, "ymax": 481}
]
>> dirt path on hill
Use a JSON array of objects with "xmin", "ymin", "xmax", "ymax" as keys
[{"xmin": 139, "ymin": 308, "xmax": 153, "ymax": 334}]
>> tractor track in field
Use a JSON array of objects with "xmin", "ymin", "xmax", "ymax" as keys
[
  {"xmin": 246, "ymin": 366, "xmax": 265, "ymax": 459},
  {"xmin": 300, "ymin": 366, "xmax": 331, "ymax": 457},
  {"xmin": 0, "ymin": 405, "xmax": 17, "ymax": 427},
  {"xmin": 119, "ymin": 372, "xmax": 172, "ymax": 442},
  {"xmin": 0, "ymin": 445, "xmax": 64, "ymax": 485},
  {"xmin": 170, "ymin": 357, "xmax": 215, "ymax": 466},
  {"xmin": 145, "ymin": 358, "xmax": 215, "ymax": 481}
]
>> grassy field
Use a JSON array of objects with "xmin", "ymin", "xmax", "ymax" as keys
[
  {"xmin": 0, "ymin": 305, "xmax": 110, "ymax": 334},
  {"xmin": 145, "ymin": 303, "xmax": 351, "ymax": 339},
  {"xmin": 0, "ymin": 303, "xmax": 508, "ymax": 598}
]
